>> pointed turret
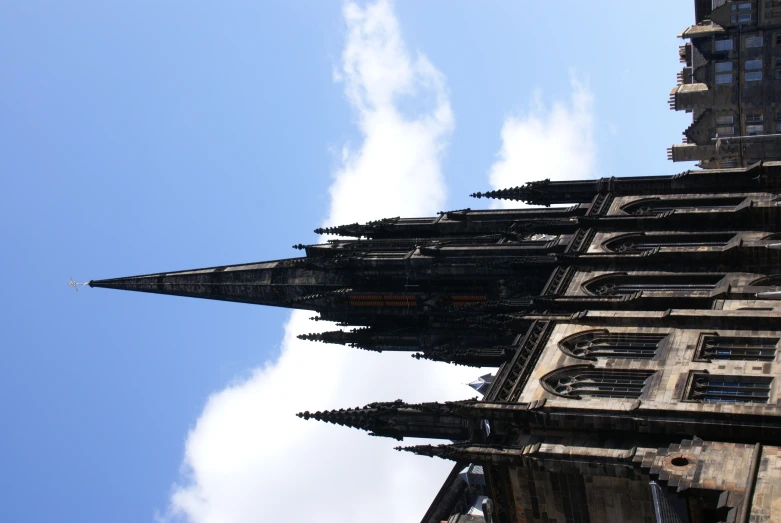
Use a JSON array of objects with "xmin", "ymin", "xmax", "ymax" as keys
[
  {"xmin": 89, "ymin": 259, "xmax": 349, "ymax": 310},
  {"xmin": 314, "ymin": 217, "xmax": 401, "ymax": 238},
  {"xmin": 297, "ymin": 330, "xmax": 355, "ymax": 344},
  {"xmin": 297, "ymin": 400, "xmax": 473, "ymax": 441},
  {"xmin": 471, "ymin": 179, "xmax": 558, "ymax": 205},
  {"xmin": 395, "ymin": 443, "xmax": 456, "ymax": 459},
  {"xmin": 397, "ymin": 443, "xmax": 526, "ymax": 466},
  {"xmin": 412, "ymin": 345, "xmax": 513, "ymax": 367},
  {"xmin": 470, "ymin": 164, "xmax": 781, "ymax": 205},
  {"xmin": 314, "ymin": 223, "xmax": 362, "ymax": 237},
  {"xmin": 296, "ymin": 329, "xmax": 382, "ymax": 349},
  {"xmin": 297, "ymin": 326, "xmax": 425, "ymax": 352}
]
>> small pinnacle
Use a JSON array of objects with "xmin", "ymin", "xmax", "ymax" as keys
[
  {"xmin": 314, "ymin": 228, "xmax": 326, "ymax": 235},
  {"xmin": 297, "ymin": 411, "xmax": 311, "ymax": 420},
  {"xmin": 292, "ymin": 244, "xmax": 306, "ymax": 250},
  {"xmin": 470, "ymin": 192, "xmax": 483, "ymax": 198}
]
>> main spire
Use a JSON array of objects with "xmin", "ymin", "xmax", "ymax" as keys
[{"xmin": 89, "ymin": 259, "xmax": 348, "ymax": 309}]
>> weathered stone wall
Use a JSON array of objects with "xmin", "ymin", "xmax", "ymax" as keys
[{"xmin": 751, "ymin": 446, "xmax": 781, "ymax": 522}]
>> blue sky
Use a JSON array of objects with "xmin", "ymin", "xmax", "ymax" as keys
[{"xmin": 0, "ymin": 2, "xmax": 692, "ymax": 522}]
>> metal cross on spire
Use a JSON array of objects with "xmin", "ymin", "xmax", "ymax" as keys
[{"xmin": 68, "ymin": 276, "xmax": 88, "ymax": 291}]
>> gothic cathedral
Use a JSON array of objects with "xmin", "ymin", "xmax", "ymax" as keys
[{"xmin": 92, "ymin": 164, "xmax": 781, "ymax": 523}]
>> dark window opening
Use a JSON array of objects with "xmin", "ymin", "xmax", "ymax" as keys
[
  {"xmin": 686, "ymin": 373, "xmax": 771, "ymax": 403},
  {"xmin": 695, "ymin": 335, "xmax": 778, "ymax": 361},
  {"xmin": 604, "ymin": 233, "xmax": 733, "ymax": 253},
  {"xmin": 584, "ymin": 274, "xmax": 724, "ymax": 296},
  {"xmin": 542, "ymin": 366, "xmax": 654, "ymax": 399},
  {"xmin": 621, "ymin": 197, "xmax": 745, "ymax": 216},
  {"xmin": 751, "ymin": 275, "xmax": 781, "ymax": 287}
]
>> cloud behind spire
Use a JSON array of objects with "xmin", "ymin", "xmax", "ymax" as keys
[{"xmin": 162, "ymin": 2, "xmax": 476, "ymax": 522}]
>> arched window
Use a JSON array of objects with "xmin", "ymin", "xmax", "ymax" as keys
[
  {"xmin": 584, "ymin": 274, "xmax": 724, "ymax": 296},
  {"xmin": 694, "ymin": 335, "xmax": 778, "ymax": 361},
  {"xmin": 559, "ymin": 330, "xmax": 666, "ymax": 360},
  {"xmin": 604, "ymin": 233, "xmax": 734, "ymax": 253},
  {"xmin": 621, "ymin": 196, "xmax": 745, "ymax": 216},
  {"xmin": 750, "ymin": 275, "xmax": 781, "ymax": 287},
  {"xmin": 541, "ymin": 366, "xmax": 655, "ymax": 399},
  {"xmin": 685, "ymin": 373, "xmax": 772, "ymax": 403}
]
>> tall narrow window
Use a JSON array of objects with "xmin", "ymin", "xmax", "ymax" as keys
[
  {"xmin": 584, "ymin": 274, "xmax": 724, "ymax": 296},
  {"xmin": 604, "ymin": 233, "xmax": 733, "ymax": 253},
  {"xmin": 695, "ymin": 334, "xmax": 778, "ymax": 361},
  {"xmin": 621, "ymin": 196, "xmax": 746, "ymax": 215},
  {"xmin": 746, "ymin": 36, "xmax": 763, "ymax": 48},
  {"xmin": 541, "ymin": 366, "xmax": 655, "ymax": 399},
  {"xmin": 715, "ymin": 115, "xmax": 735, "ymax": 136},
  {"xmin": 747, "ymin": 116, "xmax": 764, "ymax": 133},
  {"xmin": 685, "ymin": 373, "xmax": 772, "ymax": 403},
  {"xmin": 732, "ymin": 13, "xmax": 752, "ymax": 23},
  {"xmin": 559, "ymin": 330, "xmax": 666, "ymax": 360},
  {"xmin": 746, "ymin": 71, "xmax": 763, "ymax": 81}
]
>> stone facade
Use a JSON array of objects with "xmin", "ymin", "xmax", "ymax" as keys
[
  {"xmin": 669, "ymin": 0, "xmax": 781, "ymax": 168},
  {"xmin": 93, "ymin": 164, "xmax": 781, "ymax": 522}
]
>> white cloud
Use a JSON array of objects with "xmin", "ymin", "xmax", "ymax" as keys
[
  {"xmin": 162, "ymin": 2, "xmax": 478, "ymax": 523},
  {"xmin": 487, "ymin": 74, "xmax": 596, "ymax": 207}
]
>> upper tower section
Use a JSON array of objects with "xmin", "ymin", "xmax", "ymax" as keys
[
  {"xmin": 90, "ymin": 162, "xmax": 781, "ymax": 369},
  {"xmin": 89, "ymin": 260, "xmax": 349, "ymax": 311},
  {"xmin": 669, "ymin": 0, "xmax": 781, "ymax": 169}
]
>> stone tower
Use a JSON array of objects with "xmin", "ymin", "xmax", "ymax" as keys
[
  {"xmin": 92, "ymin": 163, "xmax": 781, "ymax": 523},
  {"xmin": 669, "ymin": 0, "xmax": 781, "ymax": 169}
]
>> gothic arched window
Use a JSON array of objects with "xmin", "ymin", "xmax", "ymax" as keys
[
  {"xmin": 695, "ymin": 334, "xmax": 778, "ymax": 361},
  {"xmin": 750, "ymin": 275, "xmax": 781, "ymax": 287},
  {"xmin": 541, "ymin": 366, "xmax": 655, "ymax": 399},
  {"xmin": 559, "ymin": 330, "xmax": 666, "ymax": 360},
  {"xmin": 621, "ymin": 196, "xmax": 745, "ymax": 216},
  {"xmin": 584, "ymin": 273, "xmax": 725, "ymax": 296},
  {"xmin": 685, "ymin": 373, "xmax": 772, "ymax": 403},
  {"xmin": 604, "ymin": 233, "xmax": 734, "ymax": 253}
]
